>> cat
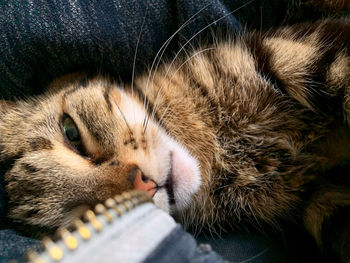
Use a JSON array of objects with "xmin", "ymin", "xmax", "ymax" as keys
[{"xmin": 1, "ymin": 18, "xmax": 349, "ymax": 262}]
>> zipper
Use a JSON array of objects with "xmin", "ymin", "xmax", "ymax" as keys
[{"xmin": 25, "ymin": 190, "xmax": 152, "ymax": 263}]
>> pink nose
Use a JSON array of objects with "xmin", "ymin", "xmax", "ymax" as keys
[{"xmin": 132, "ymin": 169, "xmax": 157, "ymax": 197}]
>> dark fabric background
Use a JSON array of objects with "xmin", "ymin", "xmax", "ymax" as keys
[
  {"xmin": 0, "ymin": 0, "xmax": 328, "ymax": 262},
  {"xmin": 0, "ymin": 0, "xmax": 297, "ymax": 100}
]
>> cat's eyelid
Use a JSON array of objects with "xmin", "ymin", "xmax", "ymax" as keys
[
  {"xmin": 60, "ymin": 112, "xmax": 105, "ymax": 164},
  {"xmin": 61, "ymin": 113, "xmax": 90, "ymax": 158}
]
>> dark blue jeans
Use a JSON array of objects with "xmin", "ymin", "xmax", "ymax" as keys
[{"xmin": 0, "ymin": 0, "xmax": 296, "ymax": 100}]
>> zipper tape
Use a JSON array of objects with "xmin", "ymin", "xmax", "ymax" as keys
[{"xmin": 25, "ymin": 190, "xmax": 166, "ymax": 263}]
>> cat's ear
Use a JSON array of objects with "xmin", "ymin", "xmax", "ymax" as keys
[{"xmin": 0, "ymin": 100, "xmax": 16, "ymax": 113}]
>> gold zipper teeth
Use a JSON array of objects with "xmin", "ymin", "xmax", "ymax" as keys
[
  {"xmin": 84, "ymin": 209, "xmax": 103, "ymax": 232},
  {"xmin": 57, "ymin": 228, "xmax": 78, "ymax": 250},
  {"xmin": 26, "ymin": 190, "xmax": 152, "ymax": 263},
  {"xmin": 94, "ymin": 203, "xmax": 114, "ymax": 223},
  {"xmin": 42, "ymin": 237, "xmax": 64, "ymax": 261},
  {"xmin": 74, "ymin": 218, "xmax": 91, "ymax": 240}
]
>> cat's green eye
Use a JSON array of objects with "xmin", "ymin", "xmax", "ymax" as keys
[{"xmin": 62, "ymin": 115, "xmax": 81, "ymax": 146}]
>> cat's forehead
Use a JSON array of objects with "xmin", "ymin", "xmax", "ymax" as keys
[
  {"xmin": 58, "ymin": 78, "xmax": 125, "ymax": 118},
  {"xmin": 58, "ymin": 77, "xmax": 144, "ymax": 120},
  {"xmin": 61, "ymin": 78, "xmax": 115, "ymax": 105}
]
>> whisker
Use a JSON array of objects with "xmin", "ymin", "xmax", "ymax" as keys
[
  {"xmin": 146, "ymin": 47, "xmax": 215, "ymax": 130},
  {"xmin": 148, "ymin": 33, "xmax": 193, "ymax": 96},
  {"xmin": 115, "ymin": 101, "xmax": 133, "ymax": 138},
  {"xmin": 156, "ymin": 101, "xmax": 171, "ymax": 124},
  {"xmin": 162, "ymin": 0, "xmax": 255, "ymax": 85},
  {"xmin": 143, "ymin": 103, "xmax": 174, "ymax": 135},
  {"xmin": 142, "ymin": 3, "xmax": 211, "ymax": 129},
  {"xmin": 131, "ymin": 6, "xmax": 149, "ymax": 98},
  {"xmin": 144, "ymin": 0, "xmax": 256, "ymax": 132},
  {"xmin": 143, "ymin": 35, "xmax": 197, "ymax": 132},
  {"xmin": 156, "ymin": 102, "xmax": 177, "ymax": 130}
]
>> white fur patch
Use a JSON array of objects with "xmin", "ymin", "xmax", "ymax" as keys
[
  {"xmin": 114, "ymin": 87, "xmax": 202, "ymax": 213},
  {"xmin": 166, "ymin": 137, "xmax": 201, "ymax": 211}
]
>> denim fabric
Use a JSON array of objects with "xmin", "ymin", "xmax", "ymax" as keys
[
  {"xmin": 197, "ymin": 233, "xmax": 288, "ymax": 263},
  {"xmin": 144, "ymin": 226, "xmax": 228, "ymax": 263},
  {"xmin": 0, "ymin": 229, "xmax": 40, "ymax": 262},
  {"xmin": 196, "ymin": 227, "xmax": 324, "ymax": 263},
  {"xmin": 0, "ymin": 0, "xmax": 297, "ymax": 100}
]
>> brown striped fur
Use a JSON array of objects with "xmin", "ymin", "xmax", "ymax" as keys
[{"xmin": 1, "ymin": 19, "xmax": 350, "ymax": 261}]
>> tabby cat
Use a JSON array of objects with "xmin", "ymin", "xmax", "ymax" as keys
[{"xmin": 0, "ymin": 19, "xmax": 349, "ymax": 262}]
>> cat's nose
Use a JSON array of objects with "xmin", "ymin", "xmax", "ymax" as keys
[{"xmin": 131, "ymin": 168, "xmax": 157, "ymax": 197}]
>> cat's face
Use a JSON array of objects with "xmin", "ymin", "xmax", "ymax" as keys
[{"xmin": 0, "ymin": 75, "xmax": 201, "ymax": 228}]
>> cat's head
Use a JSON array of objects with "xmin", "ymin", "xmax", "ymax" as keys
[{"xmin": 0, "ymin": 74, "xmax": 201, "ymax": 230}]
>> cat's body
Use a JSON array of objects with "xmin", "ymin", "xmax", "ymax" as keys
[{"xmin": 1, "ymin": 19, "xmax": 350, "ymax": 261}]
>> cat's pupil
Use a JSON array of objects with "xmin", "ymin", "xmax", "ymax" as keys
[
  {"xmin": 66, "ymin": 127, "xmax": 78, "ymax": 141},
  {"xmin": 63, "ymin": 115, "xmax": 80, "ymax": 143}
]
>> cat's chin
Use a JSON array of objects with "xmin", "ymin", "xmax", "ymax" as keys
[{"xmin": 153, "ymin": 136, "xmax": 201, "ymax": 213}]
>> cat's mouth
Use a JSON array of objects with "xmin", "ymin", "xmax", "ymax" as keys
[
  {"xmin": 164, "ymin": 153, "xmax": 175, "ymax": 205},
  {"xmin": 148, "ymin": 134, "xmax": 201, "ymax": 212},
  {"xmin": 155, "ymin": 152, "xmax": 175, "ymax": 204}
]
